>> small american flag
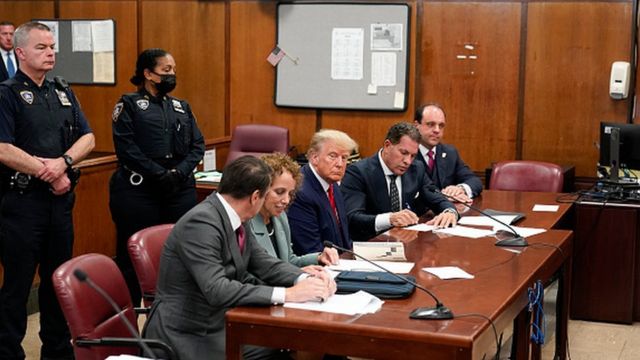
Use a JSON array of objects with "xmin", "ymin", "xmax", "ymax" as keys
[{"xmin": 266, "ymin": 46, "xmax": 286, "ymax": 66}]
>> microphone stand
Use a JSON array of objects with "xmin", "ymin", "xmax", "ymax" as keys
[
  {"xmin": 432, "ymin": 187, "xmax": 528, "ymax": 247},
  {"xmin": 73, "ymin": 269, "xmax": 157, "ymax": 359},
  {"xmin": 324, "ymin": 241, "xmax": 453, "ymax": 320}
]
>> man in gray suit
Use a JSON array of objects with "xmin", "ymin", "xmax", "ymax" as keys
[{"xmin": 144, "ymin": 156, "xmax": 335, "ymax": 360}]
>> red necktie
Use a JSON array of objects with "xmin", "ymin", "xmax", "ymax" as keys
[
  {"xmin": 427, "ymin": 149, "xmax": 435, "ymax": 172},
  {"xmin": 328, "ymin": 184, "xmax": 339, "ymax": 223},
  {"xmin": 236, "ymin": 225, "xmax": 245, "ymax": 254}
]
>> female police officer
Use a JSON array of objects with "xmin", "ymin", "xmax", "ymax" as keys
[{"xmin": 110, "ymin": 48, "xmax": 205, "ymax": 306}]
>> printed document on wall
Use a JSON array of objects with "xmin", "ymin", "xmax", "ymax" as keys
[
  {"xmin": 371, "ymin": 24, "xmax": 403, "ymax": 51},
  {"xmin": 371, "ymin": 52, "xmax": 396, "ymax": 86},
  {"xmin": 331, "ymin": 28, "xmax": 364, "ymax": 80},
  {"xmin": 71, "ymin": 21, "xmax": 92, "ymax": 52},
  {"xmin": 91, "ymin": 20, "xmax": 114, "ymax": 53}
]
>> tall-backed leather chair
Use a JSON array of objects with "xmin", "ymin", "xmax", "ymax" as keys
[
  {"xmin": 52, "ymin": 253, "xmax": 175, "ymax": 359},
  {"xmin": 490, "ymin": 160, "xmax": 564, "ymax": 192},
  {"xmin": 226, "ymin": 124, "xmax": 289, "ymax": 164},
  {"xmin": 128, "ymin": 223, "xmax": 174, "ymax": 307}
]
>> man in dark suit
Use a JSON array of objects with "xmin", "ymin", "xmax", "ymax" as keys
[
  {"xmin": 288, "ymin": 129, "xmax": 357, "ymax": 255},
  {"xmin": 0, "ymin": 21, "xmax": 17, "ymax": 82},
  {"xmin": 414, "ymin": 103, "xmax": 482, "ymax": 204},
  {"xmin": 341, "ymin": 122, "xmax": 458, "ymax": 242},
  {"xmin": 143, "ymin": 156, "xmax": 335, "ymax": 360}
]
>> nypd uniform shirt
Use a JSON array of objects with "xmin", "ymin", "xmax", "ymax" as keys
[
  {"xmin": 111, "ymin": 88, "xmax": 204, "ymax": 178},
  {"xmin": 0, "ymin": 70, "xmax": 92, "ymax": 158}
]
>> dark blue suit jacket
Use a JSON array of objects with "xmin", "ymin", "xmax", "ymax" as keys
[
  {"xmin": 287, "ymin": 164, "xmax": 351, "ymax": 255},
  {"xmin": 0, "ymin": 51, "xmax": 17, "ymax": 83},
  {"xmin": 416, "ymin": 143, "xmax": 483, "ymax": 197},
  {"xmin": 341, "ymin": 154, "xmax": 455, "ymax": 242}
]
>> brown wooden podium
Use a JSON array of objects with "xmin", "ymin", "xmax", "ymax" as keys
[{"xmin": 571, "ymin": 198, "xmax": 640, "ymax": 324}]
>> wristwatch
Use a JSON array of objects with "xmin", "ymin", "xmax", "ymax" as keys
[{"xmin": 62, "ymin": 154, "xmax": 73, "ymax": 167}]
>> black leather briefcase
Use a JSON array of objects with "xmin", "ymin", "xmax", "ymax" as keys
[{"xmin": 335, "ymin": 271, "xmax": 416, "ymax": 299}]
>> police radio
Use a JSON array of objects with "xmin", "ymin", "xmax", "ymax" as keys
[{"xmin": 54, "ymin": 76, "xmax": 80, "ymax": 148}]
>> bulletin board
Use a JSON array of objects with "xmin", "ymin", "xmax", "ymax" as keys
[
  {"xmin": 275, "ymin": 2, "xmax": 410, "ymax": 111},
  {"xmin": 33, "ymin": 19, "xmax": 116, "ymax": 85}
]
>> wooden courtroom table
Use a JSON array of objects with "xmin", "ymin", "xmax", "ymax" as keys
[{"xmin": 225, "ymin": 190, "xmax": 574, "ymax": 360}]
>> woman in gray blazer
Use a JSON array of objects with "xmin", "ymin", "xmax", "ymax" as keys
[{"xmin": 248, "ymin": 153, "xmax": 338, "ymax": 268}]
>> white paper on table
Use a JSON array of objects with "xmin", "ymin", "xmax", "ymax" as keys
[
  {"xmin": 328, "ymin": 259, "xmax": 414, "ymax": 274},
  {"xmin": 458, "ymin": 215, "xmax": 518, "ymax": 227},
  {"xmin": 284, "ymin": 291, "xmax": 383, "ymax": 315},
  {"xmin": 404, "ymin": 223, "xmax": 435, "ymax": 232},
  {"xmin": 532, "ymin": 204, "xmax": 559, "ymax": 212},
  {"xmin": 434, "ymin": 225, "xmax": 495, "ymax": 239},
  {"xmin": 106, "ymin": 356, "xmax": 153, "ymax": 360},
  {"xmin": 422, "ymin": 266, "xmax": 474, "ymax": 280},
  {"xmin": 493, "ymin": 224, "xmax": 546, "ymax": 238}
]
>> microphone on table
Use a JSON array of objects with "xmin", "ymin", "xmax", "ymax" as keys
[
  {"xmin": 73, "ymin": 269, "xmax": 157, "ymax": 359},
  {"xmin": 323, "ymin": 241, "xmax": 453, "ymax": 320},
  {"xmin": 428, "ymin": 186, "xmax": 528, "ymax": 247}
]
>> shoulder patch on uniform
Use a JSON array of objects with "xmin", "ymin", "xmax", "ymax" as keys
[
  {"xmin": 20, "ymin": 90, "xmax": 34, "ymax": 104},
  {"xmin": 171, "ymin": 99, "xmax": 185, "ymax": 113},
  {"xmin": 136, "ymin": 99, "xmax": 149, "ymax": 110},
  {"xmin": 112, "ymin": 102, "xmax": 123, "ymax": 122}
]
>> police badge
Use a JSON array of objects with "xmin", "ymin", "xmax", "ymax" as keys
[
  {"xmin": 112, "ymin": 102, "xmax": 123, "ymax": 122},
  {"xmin": 136, "ymin": 99, "xmax": 149, "ymax": 110},
  {"xmin": 19, "ymin": 91, "xmax": 34, "ymax": 104},
  {"xmin": 172, "ymin": 99, "xmax": 185, "ymax": 113}
]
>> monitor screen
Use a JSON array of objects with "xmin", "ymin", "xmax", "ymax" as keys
[{"xmin": 599, "ymin": 121, "xmax": 640, "ymax": 170}]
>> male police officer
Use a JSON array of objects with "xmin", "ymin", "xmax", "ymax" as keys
[{"xmin": 0, "ymin": 22, "xmax": 95, "ymax": 359}]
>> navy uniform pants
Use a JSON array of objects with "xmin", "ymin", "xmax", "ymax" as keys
[
  {"xmin": 109, "ymin": 170, "xmax": 198, "ymax": 307},
  {"xmin": 0, "ymin": 187, "xmax": 75, "ymax": 360}
]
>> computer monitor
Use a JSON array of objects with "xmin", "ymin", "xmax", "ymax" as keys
[{"xmin": 599, "ymin": 122, "xmax": 640, "ymax": 178}]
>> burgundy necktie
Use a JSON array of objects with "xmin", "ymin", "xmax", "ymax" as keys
[
  {"xmin": 328, "ymin": 184, "xmax": 339, "ymax": 223},
  {"xmin": 427, "ymin": 149, "xmax": 435, "ymax": 172},
  {"xmin": 236, "ymin": 225, "xmax": 245, "ymax": 253}
]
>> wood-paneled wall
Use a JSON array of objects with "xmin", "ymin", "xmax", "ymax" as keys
[
  {"xmin": 523, "ymin": 2, "xmax": 632, "ymax": 174},
  {"xmin": 2, "ymin": 0, "xmax": 633, "ymax": 177}
]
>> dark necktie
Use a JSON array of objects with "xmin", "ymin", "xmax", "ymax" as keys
[
  {"xmin": 236, "ymin": 225, "xmax": 245, "ymax": 254},
  {"xmin": 427, "ymin": 149, "xmax": 435, "ymax": 173},
  {"xmin": 327, "ymin": 184, "xmax": 339, "ymax": 222},
  {"xmin": 6, "ymin": 53, "xmax": 15, "ymax": 78},
  {"xmin": 389, "ymin": 175, "xmax": 400, "ymax": 212}
]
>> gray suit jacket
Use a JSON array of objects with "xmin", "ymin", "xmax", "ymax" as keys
[
  {"xmin": 248, "ymin": 212, "xmax": 319, "ymax": 267},
  {"xmin": 143, "ymin": 192, "xmax": 303, "ymax": 360}
]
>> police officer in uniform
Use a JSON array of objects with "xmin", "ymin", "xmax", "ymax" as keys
[
  {"xmin": 0, "ymin": 22, "xmax": 95, "ymax": 360},
  {"xmin": 110, "ymin": 48, "xmax": 205, "ymax": 306}
]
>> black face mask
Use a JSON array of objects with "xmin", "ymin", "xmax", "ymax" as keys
[{"xmin": 152, "ymin": 72, "xmax": 177, "ymax": 94}]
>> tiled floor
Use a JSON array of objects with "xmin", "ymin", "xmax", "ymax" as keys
[{"xmin": 21, "ymin": 311, "xmax": 640, "ymax": 359}]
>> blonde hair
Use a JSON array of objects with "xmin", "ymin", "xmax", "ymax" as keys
[{"xmin": 307, "ymin": 129, "xmax": 358, "ymax": 157}]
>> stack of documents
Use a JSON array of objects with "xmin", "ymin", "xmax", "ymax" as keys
[
  {"xmin": 352, "ymin": 241, "xmax": 407, "ymax": 261},
  {"xmin": 194, "ymin": 171, "xmax": 222, "ymax": 183},
  {"xmin": 284, "ymin": 290, "xmax": 383, "ymax": 315}
]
